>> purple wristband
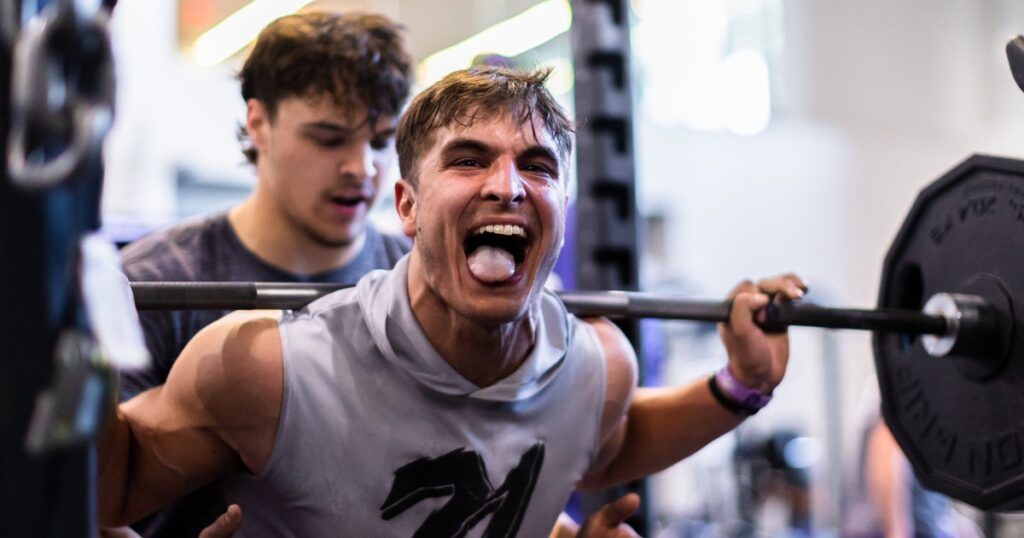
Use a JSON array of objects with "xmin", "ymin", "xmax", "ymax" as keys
[{"xmin": 715, "ymin": 367, "xmax": 772, "ymax": 411}]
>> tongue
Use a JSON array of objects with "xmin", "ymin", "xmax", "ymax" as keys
[{"xmin": 467, "ymin": 247, "xmax": 516, "ymax": 283}]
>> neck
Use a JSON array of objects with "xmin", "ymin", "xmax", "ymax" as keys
[
  {"xmin": 228, "ymin": 195, "xmax": 365, "ymax": 275},
  {"xmin": 406, "ymin": 255, "xmax": 536, "ymax": 388}
]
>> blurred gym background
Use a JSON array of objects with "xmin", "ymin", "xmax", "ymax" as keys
[{"xmin": 98, "ymin": 0, "xmax": 1024, "ymax": 534}]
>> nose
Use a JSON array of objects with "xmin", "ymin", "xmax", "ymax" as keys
[
  {"xmin": 338, "ymin": 141, "xmax": 378, "ymax": 181},
  {"xmin": 481, "ymin": 161, "xmax": 526, "ymax": 205}
]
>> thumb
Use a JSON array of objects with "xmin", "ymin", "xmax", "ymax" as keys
[
  {"xmin": 198, "ymin": 504, "xmax": 242, "ymax": 538},
  {"xmin": 596, "ymin": 493, "xmax": 640, "ymax": 526}
]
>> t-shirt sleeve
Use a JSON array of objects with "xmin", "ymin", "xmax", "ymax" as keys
[
  {"xmin": 119, "ymin": 309, "xmax": 180, "ymax": 400},
  {"xmin": 118, "ymin": 235, "xmax": 193, "ymax": 400},
  {"xmin": 381, "ymin": 233, "xmax": 412, "ymax": 265}
]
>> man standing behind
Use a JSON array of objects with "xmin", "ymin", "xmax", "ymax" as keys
[{"xmin": 117, "ymin": 12, "xmax": 413, "ymax": 536}]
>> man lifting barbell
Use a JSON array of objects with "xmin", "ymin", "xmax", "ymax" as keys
[
  {"xmin": 112, "ymin": 11, "xmax": 639, "ymax": 536},
  {"xmin": 120, "ymin": 90, "xmax": 1024, "ymax": 531},
  {"xmin": 98, "ymin": 65, "xmax": 806, "ymax": 535},
  {"xmin": 128, "ymin": 152, "xmax": 1024, "ymax": 517}
]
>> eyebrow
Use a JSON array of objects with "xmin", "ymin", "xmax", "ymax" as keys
[
  {"xmin": 302, "ymin": 122, "xmax": 397, "ymax": 139},
  {"xmin": 439, "ymin": 138, "xmax": 495, "ymax": 157},
  {"xmin": 301, "ymin": 121, "xmax": 355, "ymax": 135},
  {"xmin": 518, "ymin": 146, "xmax": 560, "ymax": 167},
  {"xmin": 440, "ymin": 138, "xmax": 560, "ymax": 165}
]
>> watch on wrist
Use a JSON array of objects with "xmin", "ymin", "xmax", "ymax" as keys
[{"xmin": 708, "ymin": 366, "xmax": 773, "ymax": 416}]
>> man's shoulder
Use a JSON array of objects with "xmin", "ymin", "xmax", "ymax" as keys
[
  {"xmin": 175, "ymin": 310, "xmax": 283, "ymax": 474},
  {"xmin": 580, "ymin": 317, "xmax": 637, "ymax": 379},
  {"xmin": 120, "ymin": 212, "xmax": 229, "ymax": 280},
  {"xmin": 190, "ymin": 310, "xmax": 284, "ymax": 387}
]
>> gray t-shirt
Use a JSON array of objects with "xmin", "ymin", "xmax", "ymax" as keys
[
  {"xmin": 118, "ymin": 211, "xmax": 409, "ymax": 537},
  {"xmin": 120, "ymin": 211, "xmax": 410, "ymax": 399}
]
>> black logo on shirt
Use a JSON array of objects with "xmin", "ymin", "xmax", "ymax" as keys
[{"xmin": 380, "ymin": 442, "xmax": 544, "ymax": 537}]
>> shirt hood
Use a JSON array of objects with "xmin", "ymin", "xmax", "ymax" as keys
[{"xmin": 357, "ymin": 255, "xmax": 570, "ymax": 402}]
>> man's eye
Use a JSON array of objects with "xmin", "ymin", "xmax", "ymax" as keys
[
  {"xmin": 313, "ymin": 137, "xmax": 344, "ymax": 147},
  {"xmin": 453, "ymin": 158, "xmax": 483, "ymax": 168},
  {"xmin": 522, "ymin": 163, "xmax": 555, "ymax": 176}
]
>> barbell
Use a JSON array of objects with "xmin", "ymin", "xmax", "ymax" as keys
[
  {"xmin": 131, "ymin": 282, "xmax": 978, "ymax": 355},
  {"xmin": 127, "ymin": 153, "xmax": 1024, "ymax": 511}
]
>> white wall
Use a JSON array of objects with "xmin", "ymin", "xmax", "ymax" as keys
[{"xmin": 636, "ymin": 0, "xmax": 1024, "ymax": 530}]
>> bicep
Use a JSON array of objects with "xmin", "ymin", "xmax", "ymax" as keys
[
  {"xmin": 118, "ymin": 326, "xmax": 243, "ymax": 509},
  {"xmin": 116, "ymin": 312, "xmax": 282, "ymax": 520},
  {"xmin": 192, "ymin": 311, "xmax": 284, "ymax": 473}
]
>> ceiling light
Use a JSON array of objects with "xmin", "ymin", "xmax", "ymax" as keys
[
  {"xmin": 192, "ymin": 0, "xmax": 314, "ymax": 66},
  {"xmin": 419, "ymin": 0, "xmax": 572, "ymax": 84}
]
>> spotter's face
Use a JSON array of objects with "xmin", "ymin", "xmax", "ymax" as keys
[
  {"xmin": 397, "ymin": 112, "xmax": 567, "ymax": 325},
  {"xmin": 248, "ymin": 95, "xmax": 397, "ymax": 247}
]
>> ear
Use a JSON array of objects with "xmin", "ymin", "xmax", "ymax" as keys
[
  {"xmin": 395, "ymin": 179, "xmax": 417, "ymax": 238},
  {"xmin": 245, "ymin": 99, "xmax": 270, "ymax": 154}
]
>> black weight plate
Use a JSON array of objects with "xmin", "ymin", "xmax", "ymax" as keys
[{"xmin": 875, "ymin": 154, "xmax": 1024, "ymax": 510}]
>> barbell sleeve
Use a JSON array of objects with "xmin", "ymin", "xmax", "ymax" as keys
[
  {"xmin": 758, "ymin": 302, "xmax": 949, "ymax": 335},
  {"xmin": 130, "ymin": 282, "xmax": 334, "ymax": 310},
  {"xmin": 554, "ymin": 290, "xmax": 732, "ymax": 321}
]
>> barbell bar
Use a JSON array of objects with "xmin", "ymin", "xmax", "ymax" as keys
[{"xmin": 129, "ymin": 282, "xmax": 987, "ymax": 358}]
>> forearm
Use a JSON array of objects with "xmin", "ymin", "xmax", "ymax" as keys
[
  {"xmin": 97, "ymin": 390, "xmax": 216, "ymax": 526},
  {"xmin": 584, "ymin": 379, "xmax": 744, "ymax": 489}
]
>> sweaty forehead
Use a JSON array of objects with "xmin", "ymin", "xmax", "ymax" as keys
[{"xmin": 432, "ymin": 114, "xmax": 558, "ymax": 156}]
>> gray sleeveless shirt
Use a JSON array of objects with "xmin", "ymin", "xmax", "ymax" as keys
[{"xmin": 224, "ymin": 256, "xmax": 608, "ymax": 537}]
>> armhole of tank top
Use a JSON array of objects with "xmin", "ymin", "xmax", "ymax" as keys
[
  {"xmin": 580, "ymin": 321, "xmax": 609, "ymax": 467},
  {"xmin": 251, "ymin": 312, "xmax": 293, "ymax": 480}
]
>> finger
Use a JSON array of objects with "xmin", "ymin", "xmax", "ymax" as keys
[
  {"xmin": 727, "ymin": 279, "xmax": 756, "ymax": 300},
  {"xmin": 729, "ymin": 291, "xmax": 770, "ymax": 333},
  {"xmin": 198, "ymin": 504, "xmax": 242, "ymax": 538},
  {"xmin": 616, "ymin": 523, "xmax": 642, "ymax": 538},
  {"xmin": 598, "ymin": 492, "xmax": 641, "ymax": 525},
  {"xmin": 756, "ymin": 274, "xmax": 808, "ymax": 300}
]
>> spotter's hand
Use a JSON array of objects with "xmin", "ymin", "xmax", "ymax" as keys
[
  {"xmin": 577, "ymin": 493, "xmax": 641, "ymax": 537},
  {"xmin": 717, "ymin": 274, "xmax": 808, "ymax": 393}
]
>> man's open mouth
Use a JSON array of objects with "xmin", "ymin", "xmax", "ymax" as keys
[
  {"xmin": 463, "ymin": 224, "xmax": 530, "ymax": 283},
  {"xmin": 330, "ymin": 195, "xmax": 365, "ymax": 207}
]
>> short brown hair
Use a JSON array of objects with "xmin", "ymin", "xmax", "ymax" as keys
[
  {"xmin": 238, "ymin": 11, "xmax": 413, "ymax": 164},
  {"xmin": 396, "ymin": 66, "xmax": 574, "ymax": 185}
]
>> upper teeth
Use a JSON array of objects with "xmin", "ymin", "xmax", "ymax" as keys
[{"xmin": 474, "ymin": 224, "xmax": 526, "ymax": 237}]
